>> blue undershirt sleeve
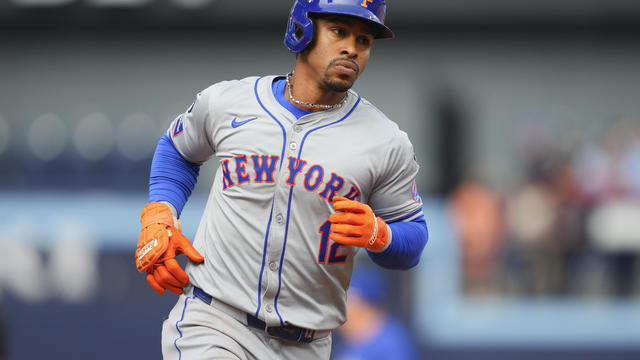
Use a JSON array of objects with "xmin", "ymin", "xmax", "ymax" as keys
[
  {"xmin": 148, "ymin": 133, "xmax": 200, "ymax": 216},
  {"xmin": 367, "ymin": 214, "xmax": 428, "ymax": 270}
]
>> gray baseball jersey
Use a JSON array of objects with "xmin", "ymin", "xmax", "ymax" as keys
[{"xmin": 167, "ymin": 75, "xmax": 422, "ymax": 331}]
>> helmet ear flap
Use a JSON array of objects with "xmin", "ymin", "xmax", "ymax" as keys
[
  {"xmin": 292, "ymin": 19, "xmax": 305, "ymax": 41},
  {"xmin": 284, "ymin": 1, "xmax": 315, "ymax": 53}
]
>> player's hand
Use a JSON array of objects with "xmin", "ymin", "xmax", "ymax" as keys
[
  {"xmin": 329, "ymin": 196, "xmax": 390, "ymax": 252},
  {"xmin": 135, "ymin": 202, "xmax": 204, "ymax": 295}
]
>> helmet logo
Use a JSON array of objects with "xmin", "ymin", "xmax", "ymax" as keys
[{"xmin": 360, "ymin": 0, "xmax": 373, "ymax": 8}]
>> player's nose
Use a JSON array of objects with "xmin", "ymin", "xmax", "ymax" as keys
[{"xmin": 339, "ymin": 37, "xmax": 358, "ymax": 59}]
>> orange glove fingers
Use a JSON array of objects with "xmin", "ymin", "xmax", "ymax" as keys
[
  {"xmin": 164, "ymin": 258, "xmax": 190, "ymax": 286},
  {"xmin": 155, "ymin": 263, "xmax": 187, "ymax": 288},
  {"xmin": 328, "ymin": 212, "xmax": 365, "ymax": 225},
  {"xmin": 163, "ymin": 282, "xmax": 184, "ymax": 295},
  {"xmin": 152, "ymin": 267, "xmax": 184, "ymax": 294},
  {"xmin": 329, "ymin": 233, "xmax": 361, "ymax": 247},
  {"xmin": 172, "ymin": 231, "xmax": 205, "ymax": 264},
  {"xmin": 332, "ymin": 201, "xmax": 368, "ymax": 214},
  {"xmin": 330, "ymin": 223, "xmax": 365, "ymax": 237},
  {"xmin": 146, "ymin": 272, "xmax": 166, "ymax": 294}
]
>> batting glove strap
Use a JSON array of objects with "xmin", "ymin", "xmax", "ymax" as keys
[
  {"xmin": 140, "ymin": 202, "xmax": 176, "ymax": 228},
  {"xmin": 368, "ymin": 212, "xmax": 379, "ymax": 246},
  {"xmin": 368, "ymin": 221, "xmax": 392, "ymax": 253}
]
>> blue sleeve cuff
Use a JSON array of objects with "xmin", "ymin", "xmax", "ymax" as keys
[
  {"xmin": 148, "ymin": 134, "xmax": 200, "ymax": 216},
  {"xmin": 367, "ymin": 212, "xmax": 428, "ymax": 270}
]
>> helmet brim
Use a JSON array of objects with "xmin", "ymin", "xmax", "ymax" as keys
[{"xmin": 308, "ymin": 9, "xmax": 394, "ymax": 40}]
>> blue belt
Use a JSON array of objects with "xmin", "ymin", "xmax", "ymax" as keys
[{"xmin": 193, "ymin": 287, "xmax": 316, "ymax": 343}]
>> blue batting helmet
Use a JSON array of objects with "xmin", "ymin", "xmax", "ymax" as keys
[
  {"xmin": 348, "ymin": 266, "xmax": 390, "ymax": 305},
  {"xmin": 284, "ymin": 0, "xmax": 395, "ymax": 53}
]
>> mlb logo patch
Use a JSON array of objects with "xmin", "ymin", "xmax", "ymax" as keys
[{"xmin": 172, "ymin": 114, "xmax": 184, "ymax": 137}]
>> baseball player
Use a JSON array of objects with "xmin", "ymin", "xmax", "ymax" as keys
[{"xmin": 135, "ymin": 0, "xmax": 428, "ymax": 359}]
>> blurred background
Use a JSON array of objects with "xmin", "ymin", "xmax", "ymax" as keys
[{"xmin": 1, "ymin": 0, "xmax": 640, "ymax": 359}]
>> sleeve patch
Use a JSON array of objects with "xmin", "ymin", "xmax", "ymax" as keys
[
  {"xmin": 172, "ymin": 114, "xmax": 184, "ymax": 138},
  {"xmin": 412, "ymin": 180, "xmax": 422, "ymax": 204}
]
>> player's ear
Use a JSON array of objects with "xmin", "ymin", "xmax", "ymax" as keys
[
  {"xmin": 294, "ymin": 21, "xmax": 305, "ymax": 40},
  {"xmin": 296, "ymin": 14, "xmax": 319, "ymax": 59}
]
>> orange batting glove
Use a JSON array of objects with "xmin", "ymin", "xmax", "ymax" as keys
[
  {"xmin": 135, "ymin": 202, "xmax": 204, "ymax": 295},
  {"xmin": 329, "ymin": 196, "xmax": 390, "ymax": 252}
]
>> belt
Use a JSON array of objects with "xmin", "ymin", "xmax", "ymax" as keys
[{"xmin": 193, "ymin": 287, "xmax": 323, "ymax": 343}]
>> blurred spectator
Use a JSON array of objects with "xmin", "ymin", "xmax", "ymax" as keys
[
  {"xmin": 588, "ymin": 198, "xmax": 640, "ymax": 296},
  {"xmin": 449, "ymin": 117, "xmax": 640, "ymax": 299},
  {"xmin": 573, "ymin": 120, "xmax": 640, "ymax": 296},
  {"xmin": 497, "ymin": 118, "xmax": 640, "ymax": 298},
  {"xmin": 449, "ymin": 180, "xmax": 504, "ymax": 294},
  {"xmin": 504, "ymin": 157, "xmax": 583, "ymax": 296},
  {"xmin": 578, "ymin": 120, "xmax": 640, "ymax": 296},
  {"xmin": 572, "ymin": 138, "xmax": 617, "ymax": 205},
  {"xmin": 332, "ymin": 266, "xmax": 419, "ymax": 360}
]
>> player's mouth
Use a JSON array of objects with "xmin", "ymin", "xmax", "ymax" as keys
[{"xmin": 331, "ymin": 59, "xmax": 359, "ymax": 77}]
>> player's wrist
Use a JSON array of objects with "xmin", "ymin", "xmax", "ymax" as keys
[
  {"xmin": 140, "ymin": 201, "xmax": 184, "ymax": 232},
  {"xmin": 378, "ymin": 223, "xmax": 392, "ymax": 252},
  {"xmin": 159, "ymin": 201, "xmax": 179, "ymax": 220},
  {"xmin": 141, "ymin": 202, "xmax": 175, "ymax": 227},
  {"xmin": 159, "ymin": 201, "xmax": 182, "ymax": 231},
  {"xmin": 367, "ymin": 218, "xmax": 390, "ymax": 253}
]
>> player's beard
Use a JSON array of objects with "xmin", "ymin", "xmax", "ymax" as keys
[{"xmin": 322, "ymin": 58, "xmax": 360, "ymax": 93}]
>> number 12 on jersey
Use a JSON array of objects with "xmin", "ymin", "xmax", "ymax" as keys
[{"xmin": 317, "ymin": 221, "xmax": 349, "ymax": 264}]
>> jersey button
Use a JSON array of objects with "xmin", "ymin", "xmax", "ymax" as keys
[
  {"xmin": 289, "ymin": 142, "xmax": 298, "ymax": 151},
  {"xmin": 269, "ymin": 262, "xmax": 278, "ymax": 271},
  {"xmin": 265, "ymin": 304, "xmax": 273, "ymax": 313},
  {"xmin": 275, "ymin": 214, "xmax": 284, "ymax": 224},
  {"xmin": 294, "ymin": 125, "xmax": 302, "ymax": 132}
]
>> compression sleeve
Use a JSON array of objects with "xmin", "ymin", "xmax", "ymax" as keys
[
  {"xmin": 149, "ymin": 133, "xmax": 200, "ymax": 216},
  {"xmin": 367, "ymin": 214, "xmax": 428, "ymax": 270}
]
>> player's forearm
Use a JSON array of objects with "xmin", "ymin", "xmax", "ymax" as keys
[
  {"xmin": 366, "ymin": 215, "xmax": 428, "ymax": 270},
  {"xmin": 149, "ymin": 134, "xmax": 200, "ymax": 216}
]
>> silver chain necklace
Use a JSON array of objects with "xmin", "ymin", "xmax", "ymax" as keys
[{"xmin": 286, "ymin": 72, "xmax": 348, "ymax": 110}]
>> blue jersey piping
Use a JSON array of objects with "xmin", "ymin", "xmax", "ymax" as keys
[
  {"xmin": 174, "ymin": 294, "xmax": 195, "ymax": 359},
  {"xmin": 273, "ymin": 95, "xmax": 362, "ymax": 325},
  {"xmin": 394, "ymin": 208, "xmax": 424, "ymax": 222},
  {"xmin": 253, "ymin": 76, "xmax": 288, "ymax": 318}
]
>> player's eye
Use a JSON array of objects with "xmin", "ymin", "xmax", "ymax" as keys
[
  {"xmin": 332, "ymin": 27, "xmax": 346, "ymax": 36},
  {"xmin": 358, "ymin": 36, "xmax": 372, "ymax": 46}
]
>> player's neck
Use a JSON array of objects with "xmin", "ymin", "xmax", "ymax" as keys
[{"xmin": 286, "ymin": 67, "xmax": 347, "ymax": 112}]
